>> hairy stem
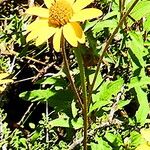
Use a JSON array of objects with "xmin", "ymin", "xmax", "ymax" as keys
[
  {"xmin": 74, "ymin": 48, "xmax": 88, "ymax": 150},
  {"xmin": 88, "ymin": 0, "xmax": 139, "ymax": 104},
  {"xmin": 61, "ymin": 37, "xmax": 83, "ymax": 110}
]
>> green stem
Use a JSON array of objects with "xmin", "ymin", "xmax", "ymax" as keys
[
  {"xmin": 74, "ymin": 48, "xmax": 88, "ymax": 150},
  {"xmin": 61, "ymin": 36, "xmax": 83, "ymax": 110},
  {"xmin": 88, "ymin": 0, "xmax": 139, "ymax": 104}
]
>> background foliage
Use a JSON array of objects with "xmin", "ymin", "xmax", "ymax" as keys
[{"xmin": 1, "ymin": 0, "xmax": 150, "ymax": 149}]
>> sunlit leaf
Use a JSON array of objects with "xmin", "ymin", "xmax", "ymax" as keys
[
  {"xmin": 135, "ymin": 87, "xmax": 149, "ymax": 125},
  {"xmin": 0, "ymin": 73, "xmax": 10, "ymax": 80},
  {"xmin": 49, "ymin": 116, "xmax": 83, "ymax": 129},
  {"xmin": 91, "ymin": 137, "xmax": 112, "ymax": 150},
  {"xmin": 0, "ymin": 79, "xmax": 13, "ymax": 85},
  {"xmin": 128, "ymin": 76, "xmax": 150, "ymax": 89},
  {"xmin": 90, "ymin": 78, "xmax": 124, "ymax": 113},
  {"xmin": 127, "ymin": 1, "xmax": 150, "ymax": 26}
]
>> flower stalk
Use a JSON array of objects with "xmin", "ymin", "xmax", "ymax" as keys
[
  {"xmin": 74, "ymin": 48, "xmax": 88, "ymax": 150},
  {"xmin": 61, "ymin": 36, "xmax": 83, "ymax": 110}
]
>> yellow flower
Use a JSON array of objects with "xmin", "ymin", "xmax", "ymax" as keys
[{"xmin": 26, "ymin": 0, "xmax": 102, "ymax": 52}]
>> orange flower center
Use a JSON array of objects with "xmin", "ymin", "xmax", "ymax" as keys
[{"xmin": 49, "ymin": 0, "xmax": 73, "ymax": 27}]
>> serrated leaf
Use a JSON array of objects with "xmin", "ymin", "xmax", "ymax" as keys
[
  {"xmin": 89, "ymin": 100, "xmax": 110, "ymax": 114},
  {"xmin": 135, "ymin": 87, "xmax": 149, "ymax": 125},
  {"xmin": 99, "ymin": 78, "xmax": 124, "ymax": 101}
]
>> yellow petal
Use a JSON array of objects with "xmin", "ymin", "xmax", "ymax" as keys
[
  {"xmin": 65, "ymin": 0, "xmax": 75, "ymax": 5},
  {"xmin": 26, "ymin": 30, "xmax": 38, "ymax": 42},
  {"xmin": 35, "ymin": 27, "xmax": 58, "ymax": 46},
  {"xmin": 27, "ymin": 18, "xmax": 48, "ymax": 32},
  {"xmin": 26, "ymin": 7, "xmax": 49, "ymax": 18},
  {"xmin": 71, "ymin": 8, "xmax": 102, "ymax": 22},
  {"xmin": 135, "ymin": 143, "xmax": 150, "ymax": 150},
  {"xmin": 53, "ymin": 28, "xmax": 62, "ymax": 52},
  {"xmin": 78, "ymin": 31, "xmax": 85, "ymax": 44},
  {"xmin": 63, "ymin": 23, "xmax": 78, "ymax": 47},
  {"xmin": 44, "ymin": 0, "xmax": 54, "ymax": 8},
  {"xmin": 71, "ymin": 22, "xmax": 85, "ymax": 43},
  {"xmin": 73, "ymin": 0, "xmax": 93, "ymax": 12},
  {"xmin": 141, "ymin": 128, "xmax": 150, "ymax": 142}
]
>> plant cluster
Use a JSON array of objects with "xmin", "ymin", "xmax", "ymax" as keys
[{"xmin": 1, "ymin": 0, "xmax": 150, "ymax": 149}]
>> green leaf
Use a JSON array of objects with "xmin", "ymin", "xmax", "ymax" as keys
[
  {"xmin": 135, "ymin": 87, "xmax": 149, "ymax": 125},
  {"xmin": 104, "ymin": 132, "xmax": 123, "ymax": 147},
  {"xmin": 36, "ymin": 76, "xmax": 67, "ymax": 88},
  {"xmin": 128, "ymin": 76, "xmax": 150, "ymax": 89},
  {"xmin": 19, "ymin": 89, "xmax": 56, "ymax": 102},
  {"xmin": 91, "ymin": 137, "xmax": 112, "ymax": 150},
  {"xmin": 19, "ymin": 138, "xmax": 27, "ymax": 148},
  {"xmin": 143, "ymin": 15, "xmax": 150, "ymax": 32},
  {"xmin": 49, "ymin": 116, "xmax": 83, "ymax": 129},
  {"xmin": 71, "ymin": 100, "xmax": 78, "ymax": 118},
  {"xmin": 89, "ymin": 100, "xmax": 110, "ymax": 114},
  {"xmin": 127, "ymin": 31, "xmax": 146, "ymax": 68},
  {"xmin": 30, "ymin": 128, "xmax": 41, "ymax": 143},
  {"xmin": 84, "ymin": 20, "xmax": 98, "ymax": 32},
  {"xmin": 104, "ymin": 132, "xmax": 116, "ymax": 143},
  {"xmin": 20, "ymin": 89, "xmax": 74, "ymax": 116},
  {"xmin": 127, "ymin": 1, "xmax": 150, "ymax": 26},
  {"xmin": 117, "ymin": 99, "xmax": 131, "ymax": 109},
  {"xmin": 93, "ymin": 19, "xmax": 117, "ymax": 34},
  {"xmin": 130, "ymin": 131, "xmax": 142, "ymax": 147},
  {"xmin": 90, "ymin": 78, "xmax": 124, "ymax": 113},
  {"xmin": 99, "ymin": 78, "xmax": 124, "ymax": 101}
]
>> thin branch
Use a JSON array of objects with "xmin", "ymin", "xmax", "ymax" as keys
[
  {"xmin": 69, "ymin": 137, "xmax": 84, "ymax": 150},
  {"xmin": 109, "ymin": 85, "xmax": 125, "ymax": 123},
  {"xmin": 88, "ymin": 0, "xmax": 139, "ymax": 104},
  {"xmin": 17, "ymin": 102, "xmax": 40, "ymax": 125},
  {"xmin": 1, "ymin": 50, "xmax": 47, "ymax": 66}
]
